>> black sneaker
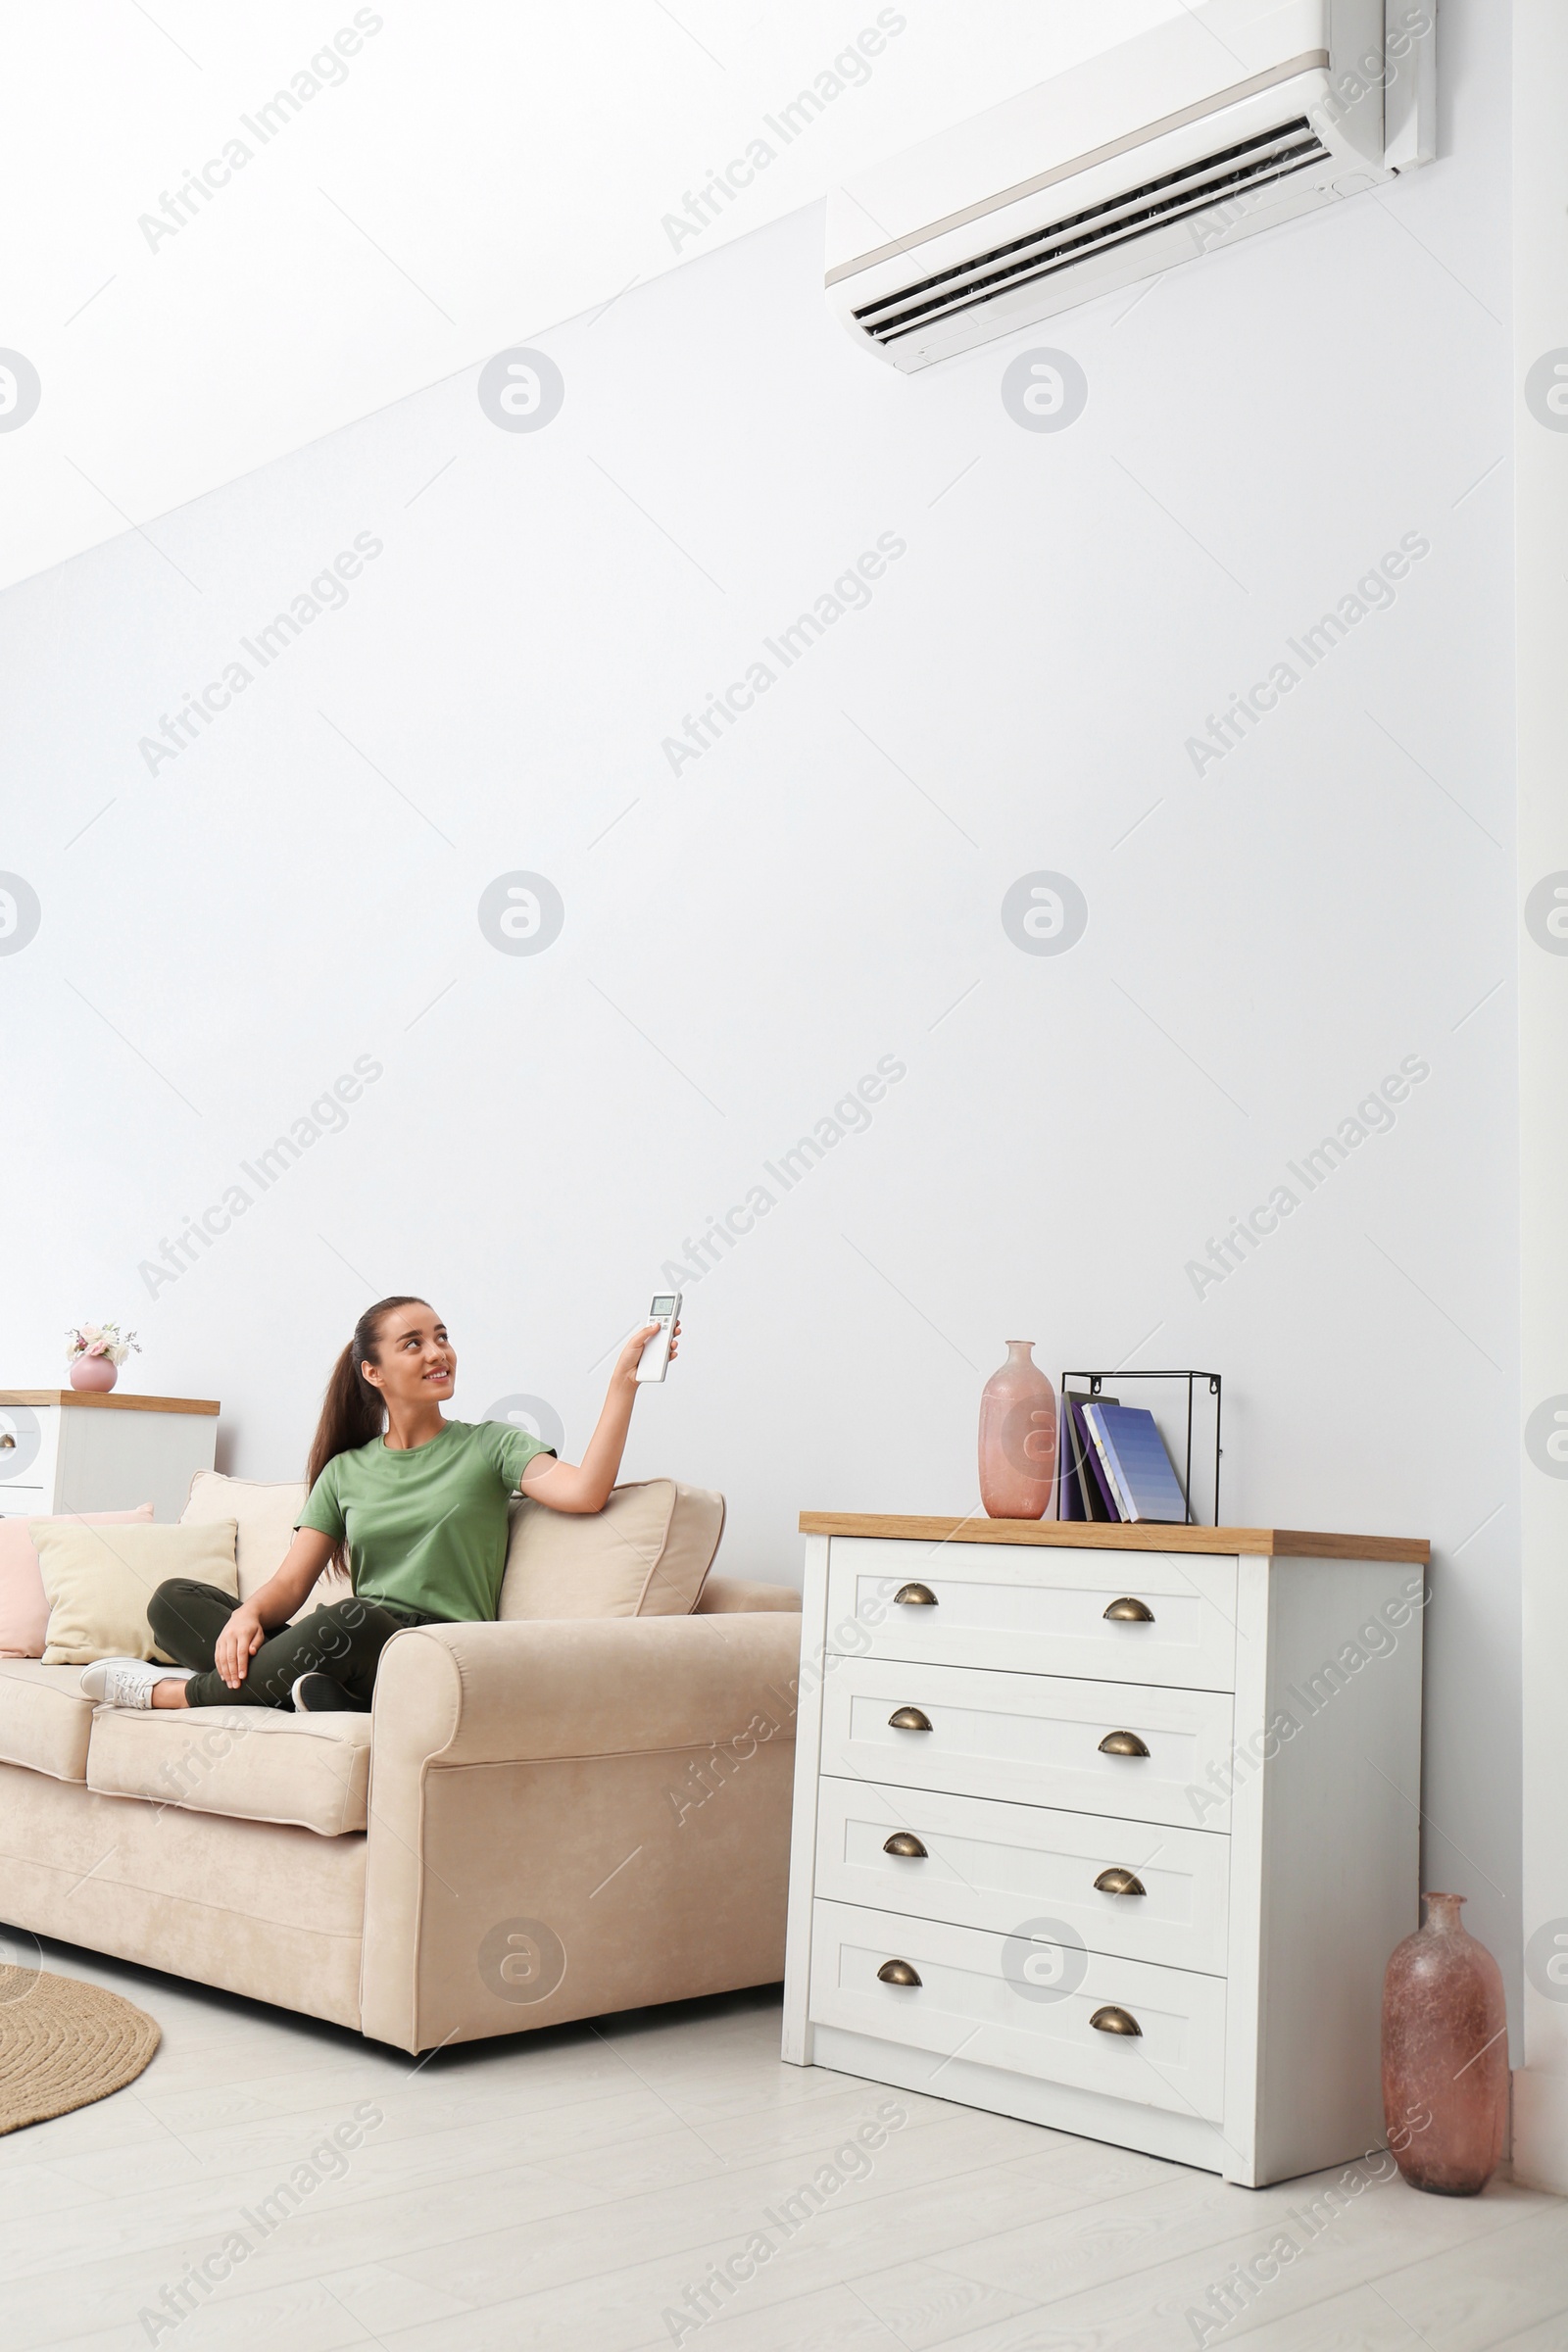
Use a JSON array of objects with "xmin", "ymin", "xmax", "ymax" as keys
[{"xmin": 291, "ymin": 1672, "xmax": 362, "ymax": 1713}]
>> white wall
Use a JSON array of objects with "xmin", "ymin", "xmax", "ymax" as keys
[
  {"xmin": 1512, "ymin": 0, "xmax": 1568, "ymax": 2192},
  {"xmin": 0, "ymin": 1, "xmax": 1521, "ymax": 2003},
  {"xmin": 0, "ymin": 0, "xmax": 1188, "ymax": 592}
]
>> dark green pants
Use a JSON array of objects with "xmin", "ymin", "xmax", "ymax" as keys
[{"xmin": 148, "ymin": 1578, "xmax": 439, "ymax": 1711}]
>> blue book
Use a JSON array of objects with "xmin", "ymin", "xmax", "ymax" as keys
[{"xmin": 1082, "ymin": 1402, "xmax": 1189, "ymax": 1525}]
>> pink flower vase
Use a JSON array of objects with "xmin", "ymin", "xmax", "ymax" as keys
[
  {"xmin": 1382, "ymin": 1892, "xmax": 1507, "ymax": 2195},
  {"xmin": 978, "ymin": 1342, "xmax": 1057, "ymax": 1520},
  {"xmin": 70, "ymin": 1354, "xmax": 118, "ymax": 1394}
]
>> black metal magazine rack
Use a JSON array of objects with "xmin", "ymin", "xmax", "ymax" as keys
[{"xmin": 1059, "ymin": 1369, "xmax": 1223, "ymax": 1526}]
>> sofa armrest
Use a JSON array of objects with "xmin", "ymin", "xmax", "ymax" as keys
[
  {"xmin": 696, "ymin": 1574, "xmax": 802, "ymax": 1614},
  {"xmin": 361, "ymin": 1613, "xmax": 803, "ymax": 2052},
  {"xmin": 369, "ymin": 1611, "xmax": 802, "ymax": 1773}
]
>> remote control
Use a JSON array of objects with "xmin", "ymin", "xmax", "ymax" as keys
[{"xmin": 634, "ymin": 1293, "xmax": 681, "ymax": 1384}]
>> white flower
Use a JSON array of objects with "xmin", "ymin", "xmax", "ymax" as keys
[{"xmin": 66, "ymin": 1321, "xmax": 142, "ymax": 1368}]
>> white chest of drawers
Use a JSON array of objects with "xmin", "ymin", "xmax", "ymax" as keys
[
  {"xmin": 782, "ymin": 1514, "xmax": 1429, "ymax": 2188},
  {"xmin": 0, "ymin": 1391, "xmax": 220, "ymax": 1524}
]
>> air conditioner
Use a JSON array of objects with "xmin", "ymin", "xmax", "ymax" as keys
[{"xmin": 825, "ymin": 0, "xmax": 1436, "ymax": 370}]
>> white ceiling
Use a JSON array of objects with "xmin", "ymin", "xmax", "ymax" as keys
[{"xmin": 0, "ymin": 0, "xmax": 1187, "ymax": 594}]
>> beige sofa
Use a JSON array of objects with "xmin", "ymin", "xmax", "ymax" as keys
[{"xmin": 0, "ymin": 1474, "xmax": 802, "ymax": 2052}]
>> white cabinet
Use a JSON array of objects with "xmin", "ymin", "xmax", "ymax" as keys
[
  {"xmin": 783, "ymin": 1513, "xmax": 1429, "ymax": 2187},
  {"xmin": 0, "ymin": 1391, "xmax": 220, "ymax": 1523}
]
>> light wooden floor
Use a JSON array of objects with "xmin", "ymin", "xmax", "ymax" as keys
[{"xmin": 3, "ymin": 1936, "xmax": 1564, "ymax": 2352}]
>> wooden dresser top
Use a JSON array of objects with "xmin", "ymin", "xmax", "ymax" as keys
[
  {"xmin": 0, "ymin": 1392, "xmax": 220, "ymax": 1415},
  {"xmin": 798, "ymin": 1512, "xmax": 1430, "ymax": 1564}
]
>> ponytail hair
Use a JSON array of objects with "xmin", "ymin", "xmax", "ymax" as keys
[{"xmin": 306, "ymin": 1297, "xmax": 430, "ymax": 1564}]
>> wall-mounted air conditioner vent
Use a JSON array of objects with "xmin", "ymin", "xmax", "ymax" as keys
[
  {"xmin": 855, "ymin": 118, "xmax": 1332, "ymax": 351},
  {"xmin": 826, "ymin": 1, "xmax": 1436, "ymax": 370}
]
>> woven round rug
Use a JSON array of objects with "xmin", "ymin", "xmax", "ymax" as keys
[{"xmin": 0, "ymin": 1963, "xmax": 160, "ymax": 2133}]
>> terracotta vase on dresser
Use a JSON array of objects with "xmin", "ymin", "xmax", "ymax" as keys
[
  {"xmin": 978, "ymin": 1341, "xmax": 1057, "ymax": 1520},
  {"xmin": 1382, "ymin": 1892, "xmax": 1507, "ymax": 2194}
]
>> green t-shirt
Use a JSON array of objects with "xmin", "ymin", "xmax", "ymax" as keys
[{"xmin": 295, "ymin": 1419, "xmax": 555, "ymax": 1621}]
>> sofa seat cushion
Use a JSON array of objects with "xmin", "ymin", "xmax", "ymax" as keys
[
  {"xmin": 86, "ymin": 1705, "xmax": 371, "ymax": 1837},
  {"xmin": 694, "ymin": 1576, "xmax": 801, "ymax": 1614},
  {"xmin": 0, "ymin": 1659, "xmax": 98, "ymax": 1783}
]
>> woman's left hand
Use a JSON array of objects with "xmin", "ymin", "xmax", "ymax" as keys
[{"xmin": 616, "ymin": 1319, "xmax": 680, "ymax": 1385}]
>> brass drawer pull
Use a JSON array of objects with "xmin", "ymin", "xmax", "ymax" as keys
[
  {"xmin": 1098, "ymin": 1730, "xmax": 1151, "ymax": 1758},
  {"xmin": 1094, "ymin": 1867, "xmax": 1147, "ymax": 1896},
  {"xmin": 1090, "ymin": 2004, "xmax": 1142, "ymax": 2037},
  {"xmin": 889, "ymin": 1706, "xmax": 933, "ymax": 1732},
  {"xmin": 883, "ymin": 1832, "xmax": 928, "ymax": 1859},
  {"xmin": 894, "ymin": 1582, "xmax": 938, "ymax": 1605},
  {"xmin": 1103, "ymin": 1596, "xmax": 1154, "ymax": 1623},
  {"xmin": 877, "ymin": 1958, "xmax": 922, "ymax": 1987}
]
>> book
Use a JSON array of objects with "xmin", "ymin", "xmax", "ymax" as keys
[
  {"xmin": 1057, "ymin": 1396, "xmax": 1085, "ymax": 1520},
  {"xmin": 1061, "ymin": 1395, "xmax": 1122, "ymax": 1521},
  {"xmin": 1081, "ymin": 1401, "xmax": 1190, "ymax": 1525},
  {"xmin": 1084, "ymin": 1403, "xmax": 1127, "ymax": 1520}
]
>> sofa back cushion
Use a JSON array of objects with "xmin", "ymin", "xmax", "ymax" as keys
[
  {"xmin": 34, "ymin": 1520, "xmax": 239, "ymax": 1665},
  {"xmin": 0, "ymin": 1507, "xmax": 155, "ymax": 1658},
  {"xmin": 499, "ymin": 1480, "xmax": 724, "ymax": 1620},
  {"xmin": 180, "ymin": 1471, "xmax": 352, "ymax": 1612}
]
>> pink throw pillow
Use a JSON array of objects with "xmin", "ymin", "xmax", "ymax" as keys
[{"xmin": 0, "ymin": 1507, "xmax": 156, "ymax": 1656}]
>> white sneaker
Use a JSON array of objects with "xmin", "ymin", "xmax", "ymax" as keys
[{"xmin": 79, "ymin": 1659, "xmax": 193, "ymax": 1708}]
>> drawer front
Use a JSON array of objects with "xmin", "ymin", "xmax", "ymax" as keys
[
  {"xmin": 814, "ymin": 1777, "xmax": 1231, "ymax": 1974},
  {"xmin": 0, "ymin": 1487, "xmax": 46, "ymax": 1519},
  {"xmin": 819, "ymin": 1657, "xmax": 1232, "ymax": 1832},
  {"xmin": 0, "ymin": 1397, "xmax": 53, "ymax": 1490},
  {"xmin": 808, "ymin": 1898, "xmax": 1227, "ymax": 2122},
  {"xmin": 826, "ymin": 1538, "xmax": 1237, "ymax": 1690}
]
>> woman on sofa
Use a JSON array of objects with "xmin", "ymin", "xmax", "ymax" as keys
[{"xmin": 81, "ymin": 1293, "xmax": 676, "ymax": 1714}]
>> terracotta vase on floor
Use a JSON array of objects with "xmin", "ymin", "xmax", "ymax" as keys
[
  {"xmin": 978, "ymin": 1342, "xmax": 1057, "ymax": 1520},
  {"xmin": 69, "ymin": 1355, "xmax": 118, "ymax": 1394},
  {"xmin": 1382, "ymin": 1892, "xmax": 1507, "ymax": 2195}
]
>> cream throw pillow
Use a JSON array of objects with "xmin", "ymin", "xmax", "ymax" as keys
[
  {"xmin": 34, "ymin": 1521, "xmax": 239, "ymax": 1665},
  {"xmin": 498, "ymin": 1479, "xmax": 724, "ymax": 1620}
]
